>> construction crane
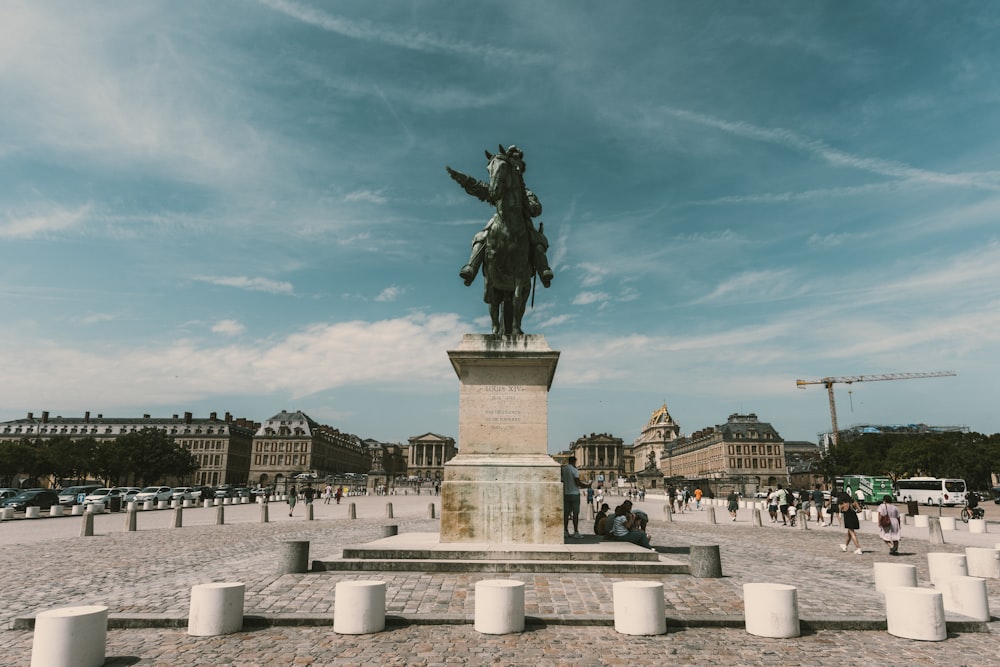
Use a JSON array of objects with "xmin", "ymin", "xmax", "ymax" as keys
[{"xmin": 795, "ymin": 372, "xmax": 957, "ymax": 446}]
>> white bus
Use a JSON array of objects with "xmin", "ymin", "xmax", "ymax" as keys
[{"xmin": 893, "ymin": 477, "xmax": 967, "ymax": 506}]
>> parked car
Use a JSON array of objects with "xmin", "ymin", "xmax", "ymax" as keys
[
  {"xmin": 117, "ymin": 487, "xmax": 141, "ymax": 503},
  {"xmin": 171, "ymin": 487, "xmax": 194, "ymax": 501},
  {"xmin": 250, "ymin": 487, "xmax": 269, "ymax": 501},
  {"xmin": 83, "ymin": 488, "xmax": 124, "ymax": 506},
  {"xmin": 133, "ymin": 486, "xmax": 173, "ymax": 503},
  {"xmin": 57, "ymin": 485, "xmax": 102, "ymax": 506},
  {"xmin": 0, "ymin": 488, "xmax": 20, "ymax": 500},
  {"xmin": 189, "ymin": 486, "xmax": 213, "ymax": 501},
  {"xmin": 213, "ymin": 485, "xmax": 235, "ymax": 499},
  {"xmin": 234, "ymin": 487, "xmax": 251, "ymax": 499},
  {"xmin": 1, "ymin": 489, "xmax": 60, "ymax": 511}
]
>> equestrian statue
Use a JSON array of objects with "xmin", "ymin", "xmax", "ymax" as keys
[{"xmin": 446, "ymin": 144, "xmax": 554, "ymax": 336}]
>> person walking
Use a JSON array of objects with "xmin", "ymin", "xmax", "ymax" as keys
[
  {"xmin": 287, "ymin": 486, "xmax": 298, "ymax": 517},
  {"xmin": 811, "ymin": 485, "xmax": 825, "ymax": 525},
  {"xmin": 727, "ymin": 490, "xmax": 740, "ymax": 521},
  {"xmin": 837, "ymin": 491, "xmax": 863, "ymax": 554},
  {"xmin": 561, "ymin": 456, "xmax": 591, "ymax": 539},
  {"xmin": 876, "ymin": 495, "xmax": 902, "ymax": 555}
]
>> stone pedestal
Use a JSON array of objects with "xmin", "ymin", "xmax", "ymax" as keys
[{"xmin": 442, "ymin": 334, "xmax": 562, "ymax": 544}]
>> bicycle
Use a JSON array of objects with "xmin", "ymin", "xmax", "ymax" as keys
[{"xmin": 960, "ymin": 506, "xmax": 985, "ymax": 523}]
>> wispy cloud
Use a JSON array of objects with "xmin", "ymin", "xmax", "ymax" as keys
[
  {"xmin": 573, "ymin": 291, "xmax": 610, "ymax": 306},
  {"xmin": 344, "ymin": 189, "xmax": 387, "ymax": 205},
  {"xmin": 375, "ymin": 285, "xmax": 405, "ymax": 302},
  {"xmin": 0, "ymin": 205, "xmax": 90, "ymax": 239},
  {"xmin": 211, "ymin": 319, "xmax": 246, "ymax": 336},
  {"xmin": 256, "ymin": 0, "xmax": 549, "ymax": 66},
  {"xmin": 658, "ymin": 106, "xmax": 1000, "ymax": 191},
  {"xmin": 194, "ymin": 276, "xmax": 294, "ymax": 295},
  {"xmin": 692, "ymin": 269, "xmax": 803, "ymax": 305}
]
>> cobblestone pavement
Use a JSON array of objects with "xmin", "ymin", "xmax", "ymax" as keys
[{"xmin": 1, "ymin": 495, "xmax": 997, "ymax": 665}]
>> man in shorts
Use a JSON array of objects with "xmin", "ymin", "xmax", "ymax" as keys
[{"xmin": 561, "ymin": 456, "xmax": 591, "ymax": 539}]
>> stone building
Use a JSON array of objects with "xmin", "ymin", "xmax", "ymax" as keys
[
  {"xmin": 661, "ymin": 413, "xmax": 785, "ymax": 497},
  {"xmin": 567, "ymin": 432, "xmax": 625, "ymax": 489},
  {"xmin": 406, "ymin": 432, "xmax": 457, "ymax": 482},
  {"xmin": 248, "ymin": 410, "xmax": 369, "ymax": 493},
  {"xmin": 631, "ymin": 403, "xmax": 681, "ymax": 481},
  {"xmin": 365, "ymin": 439, "xmax": 408, "ymax": 492},
  {"xmin": 0, "ymin": 410, "xmax": 257, "ymax": 487}
]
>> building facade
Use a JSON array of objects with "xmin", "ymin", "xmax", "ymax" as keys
[
  {"xmin": 661, "ymin": 413, "xmax": 785, "ymax": 496},
  {"xmin": 631, "ymin": 403, "xmax": 681, "ymax": 478},
  {"xmin": 406, "ymin": 432, "xmax": 456, "ymax": 482},
  {"xmin": 0, "ymin": 410, "xmax": 257, "ymax": 487},
  {"xmin": 248, "ymin": 410, "xmax": 369, "ymax": 492},
  {"xmin": 568, "ymin": 432, "xmax": 625, "ymax": 488}
]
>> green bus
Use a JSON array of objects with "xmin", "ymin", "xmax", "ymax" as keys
[{"xmin": 835, "ymin": 475, "xmax": 894, "ymax": 504}]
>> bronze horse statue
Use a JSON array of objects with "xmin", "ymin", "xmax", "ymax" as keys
[{"xmin": 447, "ymin": 144, "xmax": 552, "ymax": 336}]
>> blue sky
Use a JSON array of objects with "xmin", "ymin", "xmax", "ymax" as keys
[{"xmin": 2, "ymin": 1, "xmax": 998, "ymax": 452}]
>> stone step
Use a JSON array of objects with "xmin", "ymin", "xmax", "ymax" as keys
[
  {"xmin": 311, "ymin": 557, "xmax": 689, "ymax": 575},
  {"xmin": 341, "ymin": 546, "xmax": 662, "ymax": 562}
]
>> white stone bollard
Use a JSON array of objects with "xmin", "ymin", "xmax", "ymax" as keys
[
  {"xmin": 143, "ymin": 500, "xmax": 154, "ymax": 511},
  {"xmin": 873, "ymin": 562, "xmax": 918, "ymax": 593},
  {"xmin": 87, "ymin": 503, "xmax": 104, "ymax": 515},
  {"xmin": 927, "ymin": 552, "xmax": 968, "ymax": 586},
  {"xmin": 171, "ymin": 499, "xmax": 180, "ymax": 509},
  {"xmin": 613, "ymin": 581, "xmax": 666, "ymax": 635},
  {"xmin": 187, "ymin": 582, "xmax": 245, "ymax": 636},
  {"xmin": 156, "ymin": 500, "xmax": 168, "ymax": 510},
  {"xmin": 862, "ymin": 509, "xmax": 871, "ymax": 521},
  {"xmin": 914, "ymin": 514, "xmax": 929, "ymax": 528},
  {"xmin": 884, "ymin": 586, "xmax": 946, "ymax": 641},
  {"xmin": 334, "ymin": 581, "xmax": 386, "ymax": 634},
  {"xmin": 968, "ymin": 518, "xmax": 987, "ymax": 534},
  {"xmin": 203, "ymin": 499, "xmax": 212, "ymax": 508},
  {"xmin": 240, "ymin": 496, "xmax": 249, "ymax": 504},
  {"xmin": 49, "ymin": 504, "xmax": 64, "ymax": 517},
  {"xmin": 939, "ymin": 516, "xmax": 956, "ymax": 531},
  {"xmin": 936, "ymin": 576, "xmax": 990, "ymax": 621},
  {"xmin": 743, "ymin": 583, "xmax": 799, "ymax": 638},
  {"xmin": 127, "ymin": 501, "xmax": 138, "ymax": 512},
  {"xmin": 25, "ymin": 506, "xmax": 41, "ymax": 519},
  {"xmin": 71, "ymin": 503, "xmax": 85, "ymax": 516},
  {"xmin": 30, "ymin": 605, "xmax": 108, "ymax": 667},
  {"xmin": 1, "ymin": 507, "xmax": 15, "ymax": 520},
  {"xmin": 474, "ymin": 580, "xmax": 525, "ymax": 635},
  {"xmin": 965, "ymin": 547, "xmax": 1000, "ymax": 579},
  {"xmin": 183, "ymin": 499, "xmax": 193, "ymax": 508}
]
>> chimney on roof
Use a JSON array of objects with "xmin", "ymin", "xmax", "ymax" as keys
[
  {"xmin": 172, "ymin": 414, "xmax": 178, "ymax": 419},
  {"xmin": 41, "ymin": 411, "xmax": 49, "ymax": 423},
  {"xmin": 84, "ymin": 411, "xmax": 90, "ymax": 423},
  {"xmin": 97, "ymin": 414, "xmax": 103, "ymax": 419},
  {"xmin": 225, "ymin": 412, "xmax": 232, "ymax": 423},
  {"xmin": 184, "ymin": 412, "xmax": 192, "ymax": 424},
  {"xmin": 143, "ymin": 414, "xmax": 150, "ymax": 420},
  {"xmin": 210, "ymin": 412, "xmax": 217, "ymax": 421},
  {"xmin": 27, "ymin": 412, "xmax": 33, "ymax": 420}
]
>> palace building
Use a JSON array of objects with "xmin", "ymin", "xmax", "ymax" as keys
[
  {"xmin": 248, "ymin": 410, "xmax": 369, "ymax": 492},
  {"xmin": 661, "ymin": 412, "xmax": 785, "ymax": 495},
  {"xmin": 406, "ymin": 432, "xmax": 457, "ymax": 482}
]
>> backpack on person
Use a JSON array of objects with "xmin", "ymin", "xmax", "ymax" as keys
[{"xmin": 878, "ymin": 511, "xmax": 892, "ymax": 529}]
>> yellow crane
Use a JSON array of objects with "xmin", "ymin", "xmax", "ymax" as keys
[{"xmin": 795, "ymin": 372, "xmax": 957, "ymax": 446}]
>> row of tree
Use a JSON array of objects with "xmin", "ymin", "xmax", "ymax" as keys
[
  {"xmin": 0, "ymin": 428, "xmax": 198, "ymax": 489},
  {"xmin": 819, "ymin": 431, "xmax": 1000, "ymax": 491}
]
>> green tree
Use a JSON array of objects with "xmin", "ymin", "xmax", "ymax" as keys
[
  {"xmin": 91, "ymin": 439, "xmax": 130, "ymax": 487},
  {"xmin": 116, "ymin": 428, "xmax": 197, "ymax": 486},
  {"xmin": 0, "ymin": 440, "xmax": 36, "ymax": 487}
]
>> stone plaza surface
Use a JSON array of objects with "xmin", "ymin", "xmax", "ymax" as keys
[{"xmin": 0, "ymin": 494, "xmax": 998, "ymax": 666}]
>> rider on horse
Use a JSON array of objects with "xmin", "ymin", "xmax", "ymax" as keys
[{"xmin": 447, "ymin": 145, "xmax": 554, "ymax": 290}]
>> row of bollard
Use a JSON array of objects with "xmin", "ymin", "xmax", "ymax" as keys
[{"xmin": 74, "ymin": 501, "xmax": 437, "ymax": 535}]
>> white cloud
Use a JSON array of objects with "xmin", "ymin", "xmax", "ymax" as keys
[
  {"xmin": 577, "ymin": 263, "xmax": 610, "ymax": 288},
  {"xmin": 211, "ymin": 320, "xmax": 246, "ymax": 336},
  {"xmin": 195, "ymin": 276, "xmax": 294, "ymax": 295},
  {"xmin": 692, "ymin": 269, "xmax": 802, "ymax": 305},
  {"xmin": 0, "ymin": 205, "xmax": 90, "ymax": 239},
  {"xmin": 345, "ymin": 190, "xmax": 387, "ymax": 205},
  {"xmin": 0, "ymin": 313, "xmax": 467, "ymax": 407},
  {"xmin": 573, "ymin": 291, "xmax": 610, "ymax": 306},
  {"xmin": 375, "ymin": 285, "xmax": 405, "ymax": 302}
]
